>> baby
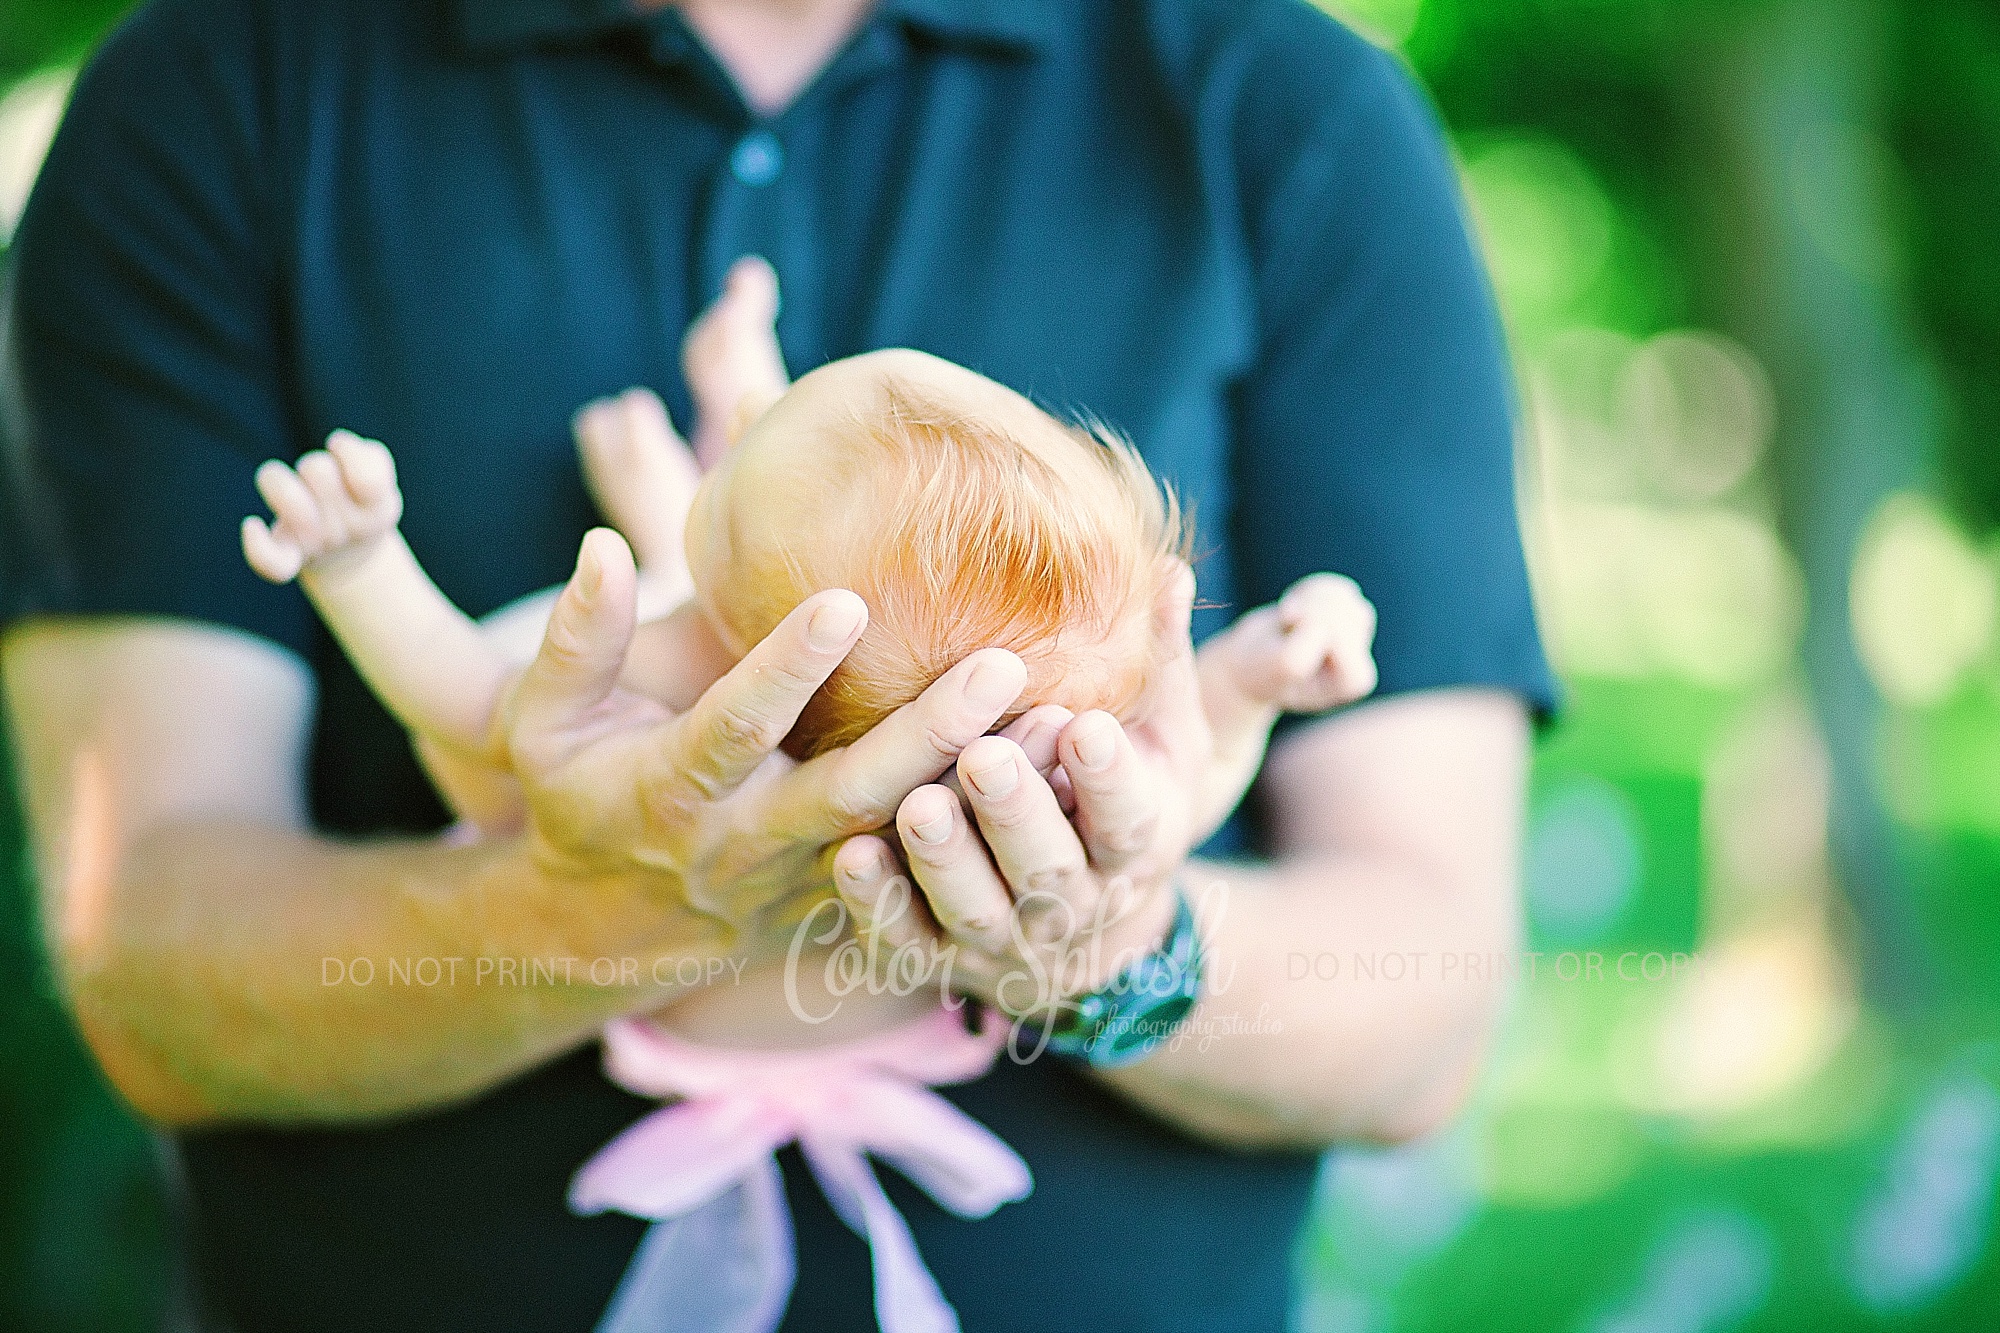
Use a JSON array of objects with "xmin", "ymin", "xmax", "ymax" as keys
[
  {"xmin": 242, "ymin": 259, "xmax": 1378, "ymax": 1003},
  {"xmin": 240, "ymin": 262, "xmax": 1379, "ymax": 1330}
]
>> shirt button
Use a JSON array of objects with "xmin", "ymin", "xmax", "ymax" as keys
[{"xmin": 730, "ymin": 131, "xmax": 784, "ymax": 187}]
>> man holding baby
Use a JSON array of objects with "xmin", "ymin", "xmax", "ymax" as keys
[{"xmin": 0, "ymin": 0, "xmax": 1554, "ymax": 1328}]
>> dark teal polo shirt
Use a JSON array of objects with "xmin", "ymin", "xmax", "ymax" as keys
[{"xmin": 2, "ymin": 0, "xmax": 1555, "ymax": 1328}]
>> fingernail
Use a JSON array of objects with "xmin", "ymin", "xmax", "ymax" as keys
[
  {"xmin": 838, "ymin": 846, "xmax": 885, "ymax": 884},
  {"xmin": 576, "ymin": 542, "xmax": 603, "ymax": 600},
  {"xmin": 910, "ymin": 810, "xmax": 952, "ymax": 845},
  {"xmin": 1073, "ymin": 721, "xmax": 1116, "ymax": 771},
  {"xmin": 965, "ymin": 756, "xmax": 1018, "ymax": 798},
  {"xmin": 808, "ymin": 597, "xmax": 864, "ymax": 651},
  {"xmin": 965, "ymin": 656, "xmax": 1023, "ymax": 709}
]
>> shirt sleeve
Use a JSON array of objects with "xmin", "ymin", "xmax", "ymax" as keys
[
  {"xmin": 0, "ymin": 0, "xmax": 310, "ymax": 654},
  {"xmin": 1223, "ymin": 9, "xmax": 1557, "ymax": 732}
]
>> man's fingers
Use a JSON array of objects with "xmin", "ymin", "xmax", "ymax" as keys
[
  {"xmin": 833, "ymin": 835, "xmax": 938, "ymax": 954},
  {"xmin": 859, "ymin": 647, "xmax": 1027, "ymax": 776},
  {"xmin": 506, "ymin": 528, "xmax": 639, "ymax": 771},
  {"xmin": 896, "ymin": 785, "xmax": 1016, "ymax": 956},
  {"xmin": 957, "ymin": 736, "xmax": 1094, "ymax": 944},
  {"xmin": 999, "ymin": 704, "xmax": 1073, "ymax": 781},
  {"xmin": 660, "ymin": 589, "xmax": 868, "ymax": 800},
  {"xmin": 763, "ymin": 647, "xmax": 1028, "ymax": 842},
  {"xmin": 1059, "ymin": 710, "xmax": 1161, "ymax": 874}
]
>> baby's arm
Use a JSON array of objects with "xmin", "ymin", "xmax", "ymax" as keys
[
  {"xmin": 242, "ymin": 432, "xmax": 520, "ymax": 828},
  {"xmin": 1192, "ymin": 573, "xmax": 1379, "ymax": 838}
]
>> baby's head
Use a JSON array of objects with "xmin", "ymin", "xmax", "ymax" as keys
[{"xmin": 684, "ymin": 349, "xmax": 1190, "ymax": 758}]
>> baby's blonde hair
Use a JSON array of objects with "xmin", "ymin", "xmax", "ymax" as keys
[{"xmin": 710, "ymin": 384, "xmax": 1190, "ymax": 758}]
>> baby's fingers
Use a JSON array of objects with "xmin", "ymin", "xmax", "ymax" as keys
[
  {"xmin": 1302, "ymin": 655, "xmax": 1378, "ymax": 711},
  {"xmin": 1277, "ymin": 616, "xmax": 1335, "ymax": 681},
  {"xmin": 241, "ymin": 514, "xmax": 305, "ymax": 584},
  {"xmin": 254, "ymin": 459, "xmax": 325, "ymax": 552},
  {"xmin": 1274, "ymin": 573, "xmax": 1378, "ymax": 710},
  {"xmin": 1279, "ymin": 573, "xmax": 1375, "ymax": 635},
  {"xmin": 294, "ymin": 450, "xmax": 354, "ymax": 547},
  {"xmin": 1276, "ymin": 632, "xmax": 1378, "ymax": 712},
  {"xmin": 325, "ymin": 429, "xmax": 402, "ymax": 518}
]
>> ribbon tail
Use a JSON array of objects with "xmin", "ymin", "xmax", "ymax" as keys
[
  {"xmin": 846, "ymin": 1077, "xmax": 1033, "ymax": 1218},
  {"xmin": 594, "ymin": 1156, "xmax": 796, "ymax": 1333},
  {"xmin": 801, "ymin": 1136, "xmax": 961, "ymax": 1333}
]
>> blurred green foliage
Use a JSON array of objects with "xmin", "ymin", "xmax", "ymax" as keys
[
  {"xmin": 4, "ymin": 0, "xmax": 2000, "ymax": 1330},
  {"xmin": 0, "ymin": 0, "xmax": 128, "ymax": 83},
  {"xmin": 1, "ymin": 716, "xmax": 172, "ymax": 1328},
  {"xmin": 1891, "ymin": 0, "xmax": 2000, "ymax": 534}
]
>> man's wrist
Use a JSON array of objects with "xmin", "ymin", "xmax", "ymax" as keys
[
  {"xmin": 1087, "ymin": 871, "xmax": 1183, "ymax": 981},
  {"xmin": 500, "ymin": 834, "xmax": 719, "ymax": 967},
  {"xmin": 1036, "ymin": 879, "xmax": 1204, "ymax": 1068}
]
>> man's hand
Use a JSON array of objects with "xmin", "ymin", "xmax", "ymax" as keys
[
  {"xmin": 499, "ymin": 526, "xmax": 1032, "ymax": 961},
  {"xmin": 825, "ymin": 562, "xmax": 1208, "ymax": 1018},
  {"xmin": 1, "ymin": 524, "xmax": 1033, "ymax": 1124}
]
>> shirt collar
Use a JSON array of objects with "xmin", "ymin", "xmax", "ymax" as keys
[{"xmin": 453, "ymin": 0, "xmax": 1056, "ymax": 55}]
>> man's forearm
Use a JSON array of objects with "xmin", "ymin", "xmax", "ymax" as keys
[
  {"xmin": 61, "ymin": 820, "xmax": 742, "ymax": 1127},
  {"xmin": 1093, "ymin": 850, "xmax": 1519, "ymax": 1150}
]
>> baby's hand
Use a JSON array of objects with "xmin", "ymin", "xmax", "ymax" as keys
[
  {"xmin": 1222, "ymin": 572, "xmax": 1379, "ymax": 713},
  {"xmin": 241, "ymin": 430, "xmax": 403, "ymax": 584},
  {"xmin": 1188, "ymin": 572, "xmax": 1378, "ymax": 845}
]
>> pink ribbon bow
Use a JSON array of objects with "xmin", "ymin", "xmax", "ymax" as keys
[{"xmin": 570, "ymin": 1005, "xmax": 1033, "ymax": 1333}]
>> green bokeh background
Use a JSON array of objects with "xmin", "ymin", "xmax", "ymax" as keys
[{"xmin": 4, "ymin": 1, "xmax": 1999, "ymax": 1329}]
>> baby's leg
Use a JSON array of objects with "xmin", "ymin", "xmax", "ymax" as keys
[
  {"xmin": 575, "ymin": 257, "xmax": 788, "ymax": 616},
  {"xmin": 682, "ymin": 255, "xmax": 790, "ymax": 468},
  {"xmin": 243, "ymin": 431, "xmax": 512, "ymax": 767}
]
